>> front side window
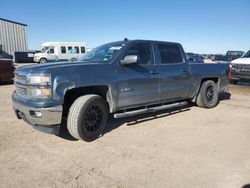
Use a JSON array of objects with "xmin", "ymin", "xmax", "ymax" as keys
[
  {"xmin": 158, "ymin": 44, "xmax": 183, "ymax": 64},
  {"xmin": 0, "ymin": 44, "xmax": 2, "ymax": 54},
  {"xmin": 49, "ymin": 48, "xmax": 54, "ymax": 54},
  {"xmin": 61, "ymin": 46, "xmax": 66, "ymax": 54},
  {"xmin": 125, "ymin": 43, "xmax": 153, "ymax": 64}
]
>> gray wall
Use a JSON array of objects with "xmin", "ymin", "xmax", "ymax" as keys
[{"xmin": 0, "ymin": 19, "xmax": 28, "ymax": 58}]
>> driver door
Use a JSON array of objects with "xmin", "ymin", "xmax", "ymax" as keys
[{"xmin": 117, "ymin": 42, "xmax": 160, "ymax": 109}]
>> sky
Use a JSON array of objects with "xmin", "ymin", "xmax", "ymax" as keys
[{"xmin": 1, "ymin": 0, "xmax": 250, "ymax": 54}]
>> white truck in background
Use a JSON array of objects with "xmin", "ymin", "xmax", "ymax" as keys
[
  {"xmin": 230, "ymin": 50, "xmax": 250, "ymax": 84},
  {"xmin": 33, "ymin": 42, "xmax": 86, "ymax": 63}
]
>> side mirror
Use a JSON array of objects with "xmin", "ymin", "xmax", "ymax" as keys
[{"xmin": 120, "ymin": 55, "xmax": 139, "ymax": 65}]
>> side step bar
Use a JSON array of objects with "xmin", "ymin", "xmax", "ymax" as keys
[{"xmin": 113, "ymin": 101, "xmax": 188, "ymax": 118}]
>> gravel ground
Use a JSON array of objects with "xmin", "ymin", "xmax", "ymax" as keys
[{"xmin": 0, "ymin": 80, "xmax": 250, "ymax": 188}]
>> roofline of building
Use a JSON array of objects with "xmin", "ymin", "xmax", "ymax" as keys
[{"xmin": 0, "ymin": 18, "xmax": 27, "ymax": 26}]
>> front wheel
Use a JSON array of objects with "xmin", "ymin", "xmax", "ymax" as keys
[
  {"xmin": 67, "ymin": 95, "xmax": 108, "ymax": 142},
  {"xmin": 39, "ymin": 58, "xmax": 47, "ymax": 64},
  {"xmin": 196, "ymin": 80, "xmax": 219, "ymax": 108}
]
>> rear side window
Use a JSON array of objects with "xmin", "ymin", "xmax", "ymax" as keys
[
  {"xmin": 68, "ymin": 46, "xmax": 72, "ymax": 53},
  {"xmin": 81, "ymin": 46, "xmax": 86, "ymax": 53},
  {"xmin": 158, "ymin": 44, "xmax": 183, "ymax": 64},
  {"xmin": 61, "ymin": 46, "xmax": 66, "ymax": 54},
  {"xmin": 74, "ymin": 46, "xmax": 79, "ymax": 53}
]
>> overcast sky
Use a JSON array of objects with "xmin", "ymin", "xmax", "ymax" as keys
[{"xmin": 1, "ymin": 0, "xmax": 250, "ymax": 54}]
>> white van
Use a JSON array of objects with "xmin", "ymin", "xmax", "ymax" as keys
[{"xmin": 33, "ymin": 42, "xmax": 86, "ymax": 63}]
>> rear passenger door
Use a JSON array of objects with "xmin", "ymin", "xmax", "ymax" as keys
[{"xmin": 157, "ymin": 43, "xmax": 190, "ymax": 101}]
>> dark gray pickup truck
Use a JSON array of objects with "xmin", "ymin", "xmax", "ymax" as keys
[{"xmin": 12, "ymin": 39, "xmax": 229, "ymax": 141}]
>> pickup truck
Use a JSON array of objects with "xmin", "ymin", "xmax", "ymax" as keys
[
  {"xmin": 12, "ymin": 39, "xmax": 229, "ymax": 141},
  {"xmin": 230, "ymin": 50, "xmax": 250, "ymax": 84}
]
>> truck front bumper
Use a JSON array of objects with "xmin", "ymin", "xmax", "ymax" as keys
[{"xmin": 12, "ymin": 92, "xmax": 63, "ymax": 134}]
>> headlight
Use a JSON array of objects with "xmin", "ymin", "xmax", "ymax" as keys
[
  {"xmin": 29, "ymin": 87, "xmax": 52, "ymax": 98},
  {"xmin": 28, "ymin": 74, "xmax": 51, "ymax": 85}
]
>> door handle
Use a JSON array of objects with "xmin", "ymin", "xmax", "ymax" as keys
[{"xmin": 148, "ymin": 70, "xmax": 159, "ymax": 74}]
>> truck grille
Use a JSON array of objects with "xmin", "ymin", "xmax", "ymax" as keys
[
  {"xmin": 232, "ymin": 64, "xmax": 250, "ymax": 73},
  {"xmin": 16, "ymin": 86, "xmax": 28, "ymax": 97},
  {"xmin": 15, "ymin": 73, "xmax": 28, "ymax": 84}
]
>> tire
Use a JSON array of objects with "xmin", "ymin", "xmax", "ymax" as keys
[
  {"xmin": 39, "ymin": 58, "xmax": 47, "ymax": 64},
  {"xmin": 70, "ymin": 58, "xmax": 77, "ymax": 62},
  {"xmin": 67, "ymin": 95, "xmax": 108, "ymax": 141},
  {"xmin": 196, "ymin": 80, "xmax": 219, "ymax": 108}
]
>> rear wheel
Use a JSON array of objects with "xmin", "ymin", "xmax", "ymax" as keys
[
  {"xmin": 67, "ymin": 95, "xmax": 108, "ymax": 141},
  {"xmin": 196, "ymin": 80, "xmax": 219, "ymax": 108}
]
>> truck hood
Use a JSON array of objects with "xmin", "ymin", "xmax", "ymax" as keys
[
  {"xmin": 16, "ymin": 61, "xmax": 104, "ymax": 73},
  {"xmin": 231, "ymin": 57, "xmax": 250, "ymax": 65}
]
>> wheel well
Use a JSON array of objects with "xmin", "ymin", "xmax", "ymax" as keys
[
  {"xmin": 201, "ymin": 77, "xmax": 219, "ymax": 84},
  {"xmin": 192, "ymin": 77, "xmax": 219, "ymax": 103},
  {"xmin": 40, "ymin": 57, "xmax": 47, "ymax": 61},
  {"xmin": 62, "ymin": 85, "xmax": 109, "ymax": 117}
]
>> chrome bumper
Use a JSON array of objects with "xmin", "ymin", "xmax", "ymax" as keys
[{"xmin": 13, "ymin": 99, "xmax": 63, "ymax": 126}]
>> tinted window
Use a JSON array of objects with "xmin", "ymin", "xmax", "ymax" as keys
[
  {"xmin": 68, "ymin": 46, "xmax": 72, "ymax": 53},
  {"xmin": 61, "ymin": 46, "xmax": 66, "ymax": 54},
  {"xmin": 0, "ymin": 45, "xmax": 2, "ymax": 54},
  {"xmin": 158, "ymin": 44, "xmax": 183, "ymax": 64},
  {"xmin": 74, "ymin": 46, "xmax": 79, "ymax": 53},
  {"xmin": 125, "ymin": 43, "xmax": 153, "ymax": 64},
  {"xmin": 81, "ymin": 46, "xmax": 86, "ymax": 53}
]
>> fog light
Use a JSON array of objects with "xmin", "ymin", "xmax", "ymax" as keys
[{"xmin": 30, "ymin": 110, "xmax": 42, "ymax": 118}]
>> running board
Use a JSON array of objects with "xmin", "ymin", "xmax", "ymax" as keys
[{"xmin": 113, "ymin": 101, "xmax": 188, "ymax": 118}]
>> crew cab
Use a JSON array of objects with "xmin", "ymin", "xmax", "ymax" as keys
[
  {"xmin": 230, "ymin": 50, "xmax": 250, "ymax": 84},
  {"xmin": 12, "ymin": 40, "xmax": 229, "ymax": 141}
]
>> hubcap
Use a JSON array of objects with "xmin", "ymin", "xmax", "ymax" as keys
[
  {"xmin": 206, "ymin": 86, "xmax": 214, "ymax": 102},
  {"xmin": 84, "ymin": 105, "xmax": 103, "ymax": 133}
]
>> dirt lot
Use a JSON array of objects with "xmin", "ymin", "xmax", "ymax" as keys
[{"xmin": 0, "ymin": 78, "xmax": 250, "ymax": 188}]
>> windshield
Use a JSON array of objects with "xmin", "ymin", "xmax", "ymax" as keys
[
  {"xmin": 242, "ymin": 50, "xmax": 250, "ymax": 58},
  {"xmin": 79, "ymin": 42, "xmax": 125, "ymax": 63},
  {"xmin": 41, "ymin": 47, "xmax": 49, "ymax": 53}
]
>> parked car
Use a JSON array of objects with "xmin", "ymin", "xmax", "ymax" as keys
[
  {"xmin": 12, "ymin": 39, "xmax": 230, "ymax": 141},
  {"xmin": 0, "ymin": 58, "xmax": 15, "ymax": 82},
  {"xmin": 33, "ymin": 42, "xmax": 86, "ymax": 63},
  {"xmin": 229, "ymin": 50, "xmax": 250, "ymax": 84}
]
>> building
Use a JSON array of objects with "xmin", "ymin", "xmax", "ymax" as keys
[{"xmin": 0, "ymin": 18, "xmax": 28, "ymax": 58}]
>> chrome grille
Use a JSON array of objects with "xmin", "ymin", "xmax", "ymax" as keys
[
  {"xmin": 15, "ymin": 73, "xmax": 27, "ymax": 84},
  {"xmin": 16, "ymin": 86, "xmax": 28, "ymax": 97},
  {"xmin": 232, "ymin": 64, "xmax": 250, "ymax": 73}
]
